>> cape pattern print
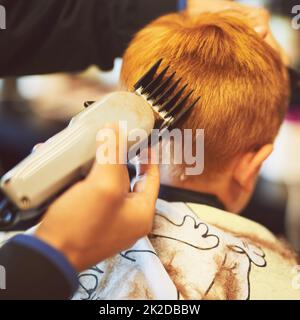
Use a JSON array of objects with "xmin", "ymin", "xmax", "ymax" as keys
[{"xmin": 73, "ymin": 200, "xmax": 266, "ymax": 300}]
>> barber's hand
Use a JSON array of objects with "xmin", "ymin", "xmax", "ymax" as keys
[
  {"xmin": 35, "ymin": 125, "xmax": 160, "ymax": 272},
  {"xmin": 186, "ymin": 0, "xmax": 289, "ymax": 65}
]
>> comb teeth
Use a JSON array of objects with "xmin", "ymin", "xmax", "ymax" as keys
[
  {"xmin": 153, "ymin": 77, "xmax": 181, "ymax": 107},
  {"xmin": 170, "ymin": 96, "xmax": 201, "ymax": 128},
  {"xmin": 165, "ymin": 90, "xmax": 194, "ymax": 118},
  {"xmin": 141, "ymin": 66, "xmax": 169, "ymax": 95},
  {"xmin": 134, "ymin": 59, "xmax": 162, "ymax": 91},
  {"xmin": 147, "ymin": 71, "xmax": 175, "ymax": 102},
  {"xmin": 159, "ymin": 83, "xmax": 188, "ymax": 112},
  {"xmin": 134, "ymin": 59, "xmax": 200, "ymax": 130}
]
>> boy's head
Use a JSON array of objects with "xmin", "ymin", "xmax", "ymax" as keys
[{"xmin": 121, "ymin": 12, "xmax": 289, "ymax": 212}]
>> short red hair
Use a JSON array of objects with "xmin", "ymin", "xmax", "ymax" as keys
[{"xmin": 121, "ymin": 12, "xmax": 289, "ymax": 174}]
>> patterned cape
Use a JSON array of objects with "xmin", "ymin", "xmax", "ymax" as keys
[{"xmin": 72, "ymin": 199, "xmax": 300, "ymax": 300}]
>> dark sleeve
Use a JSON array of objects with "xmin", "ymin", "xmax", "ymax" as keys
[
  {"xmin": 0, "ymin": 235, "xmax": 78, "ymax": 300},
  {"xmin": 0, "ymin": 0, "xmax": 178, "ymax": 77}
]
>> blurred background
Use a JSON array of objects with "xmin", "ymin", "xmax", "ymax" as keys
[
  {"xmin": 237, "ymin": 0, "xmax": 300, "ymax": 254},
  {"xmin": 0, "ymin": 1, "xmax": 299, "ymax": 251}
]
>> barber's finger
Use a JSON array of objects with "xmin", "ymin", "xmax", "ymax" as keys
[
  {"xmin": 135, "ymin": 143, "xmax": 160, "ymax": 175},
  {"xmin": 130, "ymin": 163, "xmax": 159, "ymax": 237},
  {"xmin": 133, "ymin": 162, "xmax": 160, "ymax": 206},
  {"xmin": 86, "ymin": 124, "xmax": 129, "ymax": 194}
]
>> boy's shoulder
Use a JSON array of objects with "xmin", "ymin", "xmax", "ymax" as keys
[
  {"xmin": 185, "ymin": 201, "xmax": 276, "ymax": 242},
  {"xmin": 155, "ymin": 198, "xmax": 276, "ymax": 243},
  {"xmin": 153, "ymin": 199, "xmax": 300, "ymax": 299}
]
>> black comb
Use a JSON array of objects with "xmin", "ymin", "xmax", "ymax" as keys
[{"xmin": 134, "ymin": 59, "xmax": 200, "ymax": 131}]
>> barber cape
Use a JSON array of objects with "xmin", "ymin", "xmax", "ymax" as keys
[{"xmin": 72, "ymin": 199, "xmax": 300, "ymax": 300}]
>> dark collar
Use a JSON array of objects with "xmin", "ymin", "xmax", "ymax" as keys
[{"xmin": 159, "ymin": 184, "xmax": 225, "ymax": 210}]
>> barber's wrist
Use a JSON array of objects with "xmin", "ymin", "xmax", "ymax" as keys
[
  {"xmin": 7, "ymin": 234, "xmax": 79, "ymax": 297},
  {"xmin": 35, "ymin": 226, "xmax": 82, "ymax": 272}
]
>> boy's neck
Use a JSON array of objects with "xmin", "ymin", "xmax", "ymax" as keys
[
  {"xmin": 159, "ymin": 184, "xmax": 226, "ymax": 210},
  {"xmin": 159, "ymin": 170, "xmax": 230, "ymax": 211}
]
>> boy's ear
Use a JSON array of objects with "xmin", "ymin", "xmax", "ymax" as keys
[{"xmin": 233, "ymin": 144, "xmax": 273, "ymax": 192}]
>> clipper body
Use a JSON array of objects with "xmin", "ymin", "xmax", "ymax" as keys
[
  {"xmin": 1, "ymin": 92, "xmax": 154, "ymax": 211},
  {"xmin": 0, "ymin": 60, "xmax": 200, "ymax": 229}
]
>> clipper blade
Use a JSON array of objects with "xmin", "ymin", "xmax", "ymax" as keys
[{"xmin": 134, "ymin": 59, "xmax": 200, "ymax": 130}]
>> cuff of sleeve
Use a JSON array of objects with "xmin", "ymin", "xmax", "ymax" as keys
[
  {"xmin": 178, "ymin": 0, "xmax": 187, "ymax": 11},
  {"xmin": 10, "ymin": 234, "xmax": 78, "ymax": 294}
]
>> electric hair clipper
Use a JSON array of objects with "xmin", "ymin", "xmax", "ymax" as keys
[{"xmin": 0, "ymin": 60, "xmax": 200, "ymax": 230}]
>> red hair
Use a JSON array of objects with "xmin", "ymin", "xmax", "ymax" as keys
[{"xmin": 121, "ymin": 12, "xmax": 289, "ymax": 174}]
